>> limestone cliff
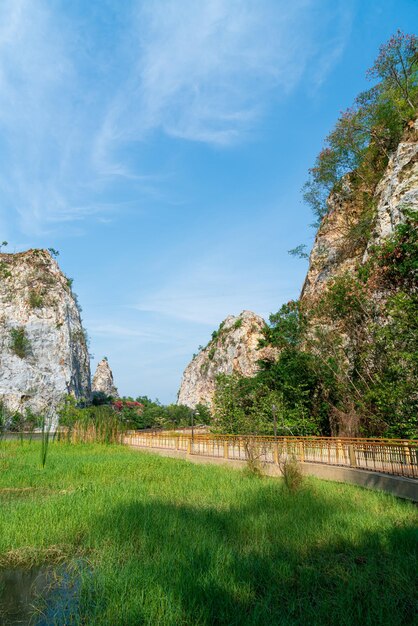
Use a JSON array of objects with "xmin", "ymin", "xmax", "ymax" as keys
[
  {"xmin": 176, "ymin": 121, "xmax": 417, "ymax": 422},
  {"xmin": 367, "ymin": 119, "xmax": 418, "ymax": 248},
  {"xmin": 177, "ymin": 310, "xmax": 276, "ymax": 409},
  {"xmin": 0, "ymin": 249, "xmax": 91, "ymax": 419},
  {"xmin": 92, "ymin": 358, "xmax": 118, "ymax": 398},
  {"xmin": 301, "ymin": 119, "xmax": 418, "ymax": 303},
  {"xmin": 299, "ymin": 119, "xmax": 417, "ymax": 435}
]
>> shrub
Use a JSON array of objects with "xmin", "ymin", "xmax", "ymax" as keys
[
  {"xmin": 10, "ymin": 327, "xmax": 31, "ymax": 358},
  {"xmin": 0, "ymin": 261, "xmax": 12, "ymax": 280},
  {"xmin": 279, "ymin": 455, "xmax": 304, "ymax": 492},
  {"xmin": 243, "ymin": 437, "xmax": 265, "ymax": 477},
  {"xmin": 112, "ymin": 399, "xmax": 144, "ymax": 427},
  {"xmin": 28, "ymin": 290, "xmax": 43, "ymax": 308}
]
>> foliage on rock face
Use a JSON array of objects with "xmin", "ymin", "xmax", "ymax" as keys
[
  {"xmin": 361, "ymin": 210, "xmax": 418, "ymax": 291},
  {"xmin": 295, "ymin": 214, "xmax": 417, "ymax": 438},
  {"xmin": 303, "ymin": 31, "xmax": 417, "ymax": 225},
  {"xmin": 28, "ymin": 290, "xmax": 43, "ymax": 308},
  {"xmin": 10, "ymin": 326, "xmax": 31, "ymax": 359},
  {"xmin": 212, "ymin": 304, "xmax": 333, "ymax": 437}
]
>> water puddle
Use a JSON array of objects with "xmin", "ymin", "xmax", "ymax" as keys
[{"xmin": 0, "ymin": 563, "xmax": 82, "ymax": 625}]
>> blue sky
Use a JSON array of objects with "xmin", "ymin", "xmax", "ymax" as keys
[{"xmin": 0, "ymin": 0, "xmax": 416, "ymax": 402}]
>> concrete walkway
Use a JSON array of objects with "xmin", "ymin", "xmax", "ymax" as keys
[{"xmin": 128, "ymin": 443, "xmax": 418, "ymax": 502}]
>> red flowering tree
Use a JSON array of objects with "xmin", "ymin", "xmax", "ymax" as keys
[{"xmin": 112, "ymin": 399, "xmax": 144, "ymax": 428}]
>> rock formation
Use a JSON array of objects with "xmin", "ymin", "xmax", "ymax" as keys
[
  {"xmin": 92, "ymin": 358, "xmax": 119, "ymax": 398},
  {"xmin": 177, "ymin": 310, "xmax": 276, "ymax": 409},
  {"xmin": 299, "ymin": 119, "xmax": 417, "ymax": 435},
  {"xmin": 177, "ymin": 120, "xmax": 417, "ymax": 423},
  {"xmin": 301, "ymin": 119, "xmax": 418, "ymax": 303},
  {"xmin": 0, "ymin": 249, "xmax": 91, "ymax": 420},
  {"xmin": 367, "ymin": 119, "xmax": 418, "ymax": 247}
]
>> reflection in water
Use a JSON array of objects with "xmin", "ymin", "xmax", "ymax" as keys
[
  {"xmin": 0, "ymin": 564, "xmax": 81, "ymax": 625},
  {"xmin": 0, "ymin": 567, "xmax": 46, "ymax": 624}
]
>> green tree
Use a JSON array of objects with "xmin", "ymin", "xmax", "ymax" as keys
[{"xmin": 303, "ymin": 31, "xmax": 417, "ymax": 224}]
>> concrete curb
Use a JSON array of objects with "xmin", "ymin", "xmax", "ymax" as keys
[
  {"xmin": 298, "ymin": 462, "xmax": 418, "ymax": 502},
  {"xmin": 128, "ymin": 444, "xmax": 418, "ymax": 502}
]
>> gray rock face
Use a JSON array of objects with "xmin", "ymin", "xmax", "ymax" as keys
[
  {"xmin": 177, "ymin": 310, "xmax": 277, "ymax": 409},
  {"xmin": 367, "ymin": 118, "xmax": 418, "ymax": 249},
  {"xmin": 0, "ymin": 249, "xmax": 91, "ymax": 420},
  {"xmin": 92, "ymin": 358, "xmax": 118, "ymax": 398},
  {"xmin": 300, "ymin": 179, "xmax": 363, "ymax": 301}
]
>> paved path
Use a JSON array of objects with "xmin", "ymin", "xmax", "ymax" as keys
[{"xmin": 128, "ymin": 443, "xmax": 418, "ymax": 501}]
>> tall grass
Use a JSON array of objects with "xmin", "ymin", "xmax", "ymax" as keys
[
  {"xmin": 0, "ymin": 443, "xmax": 417, "ymax": 625},
  {"xmin": 40, "ymin": 416, "xmax": 52, "ymax": 468},
  {"xmin": 59, "ymin": 405, "xmax": 126, "ymax": 444}
]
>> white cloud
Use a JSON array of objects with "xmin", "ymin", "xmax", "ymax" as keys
[
  {"xmin": 0, "ymin": 0, "xmax": 123, "ymax": 236},
  {"xmin": 0, "ymin": 0, "xmax": 353, "ymax": 236},
  {"xmin": 134, "ymin": 257, "xmax": 294, "ymax": 326},
  {"xmin": 100, "ymin": 0, "xmax": 352, "ymax": 150},
  {"xmin": 89, "ymin": 322, "xmax": 170, "ymax": 342}
]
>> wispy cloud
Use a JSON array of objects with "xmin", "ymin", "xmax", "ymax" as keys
[
  {"xmin": 0, "ymin": 0, "xmax": 127, "ymax": 236},
  {"xmin": 134, "ymin": 258, "xmax": 295, "ymax": 326},
  {"xmin": 100, "ymin": 0, "xmax": 353, "ymax": 150},
  {"xmin": 0, "ymin": 0, "xmax": 352, "ymax": 237},
  {"xmin": 89, "ymin": 321, "xmax": 172, "ymax": 342}
]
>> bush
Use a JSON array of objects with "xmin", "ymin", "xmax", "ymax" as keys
[
  {"xmin": 10, "ymin": 327, "xmax": 31, "ymax": 358},
  {"xmin": 243, "ymin": 438, "xmax": 266, "ymax": 477},
  {"xmin": 112, "ymin": 399, "xmax": 144, "ymax": 427},
  {"xmin": 279, "ymin": 455, "xmax": 304, "ymax": 492},
  {"xmin": 28, "ymin": 290, "xmax": 43, "ymax": 308}
]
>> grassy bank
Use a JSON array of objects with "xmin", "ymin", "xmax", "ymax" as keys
[{"xmin": 0, "ymin": 442, "xmax": 417, "ymax": 625}]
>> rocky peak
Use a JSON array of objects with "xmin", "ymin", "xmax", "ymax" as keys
[
  {"xmin": 0, "ymin": 248, "xmax": 91, "ymax": 420},
  {"xmin": 177, "ymin": 310, "xmax": 276, "ymax": 409},
  {"xmin": 92, "ymin": 358, "xmax": 118, "ymax": 398}
]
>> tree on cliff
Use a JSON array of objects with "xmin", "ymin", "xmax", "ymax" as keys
[{"xmin": 303, "ymin": 30, "xmax": 417, "ymax": 224}]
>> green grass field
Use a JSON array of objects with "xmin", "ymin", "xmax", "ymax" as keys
[{"xmin": 0, "ymin": 442, "xmax": 417, "ymax": 625}]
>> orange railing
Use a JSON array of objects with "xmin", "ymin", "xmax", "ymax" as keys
[{"xmin": 123, "ymin": 432, "xmax": 418, "ymax": 479}]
